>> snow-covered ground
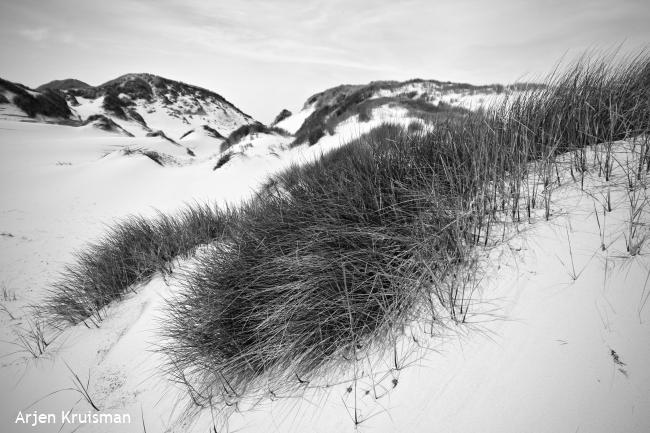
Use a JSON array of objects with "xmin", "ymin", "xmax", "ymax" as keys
[{"xmin": 1, "ymin": 108, "xmax": 649, "ymax": 433}]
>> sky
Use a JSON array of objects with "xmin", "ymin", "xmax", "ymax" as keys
[{"xmin": 1, "ymin": 0, "xmax": 648, "ymax": 123}]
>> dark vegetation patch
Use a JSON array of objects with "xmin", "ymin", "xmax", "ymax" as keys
[
  {"xmin": 100, "ymin": 75, "xmax": 154, "ymax": 102},
  {"xmin": 180, "ymin": 125, "xmax": 225, "ymax": 141},
  {"xmin": 0, "ymin": 78, "xmax": 71, "ymax": 118},
  {"xmin": 291, "ymin": 104, "xmax": 332, "ymax": 146},
  {"xmin": 354, "ymin": 98, "xmax": 469, "ymax": 123},
  {"xmin": 143, "ymin": 150, "xmax": 165, "ymax": 166},
  {"xmin": 271, "ymin": 108, "xmax": 292, "ymax": 125},
  {"xmin": 102, "ymin": 92, "xmax": 128, "ymax": 118},
  {"xmin": 407, "ymin": 121, "xmax": 424, "ymax": 133},
  {"xmin": 83, "ymin": 114, "xmax": 134, "ymax": 136},
  {"xmin": 213, "ymin": 152, "xmax": 233, "ymax": 170},
  {"xmin": 101, "ymin": 92, "xmax": 148, "ymax": 127},
  {"xmin": 221, "ymin": 123, "xmax": 290, "ymax": 151},
  {"xmin": 127, "ymin": 109, "xmax": 147, "ymax": 127},
  {"xmin": 305, "ymin": 127, "xmax": 325, "ymax": 145},
  {"xmin": 149, "ymin": 76, "xmax": 220, "ymax": 105},
  {"xmin": 120, "ymin": 147, "xmax": 169, "ymax": 166},
  {"xmin": 36, "ymin": 79, "xmax": 91, "ymax": 92},
  {"xmin": 146, "ymin": 130, "xmax": 178, "ymax": 144},
  {"xmin": 179, "ymin": 129, "xmax": 194, "ymax": 140},
  {"xmin": 65, "ymin": 93, "xmax": 80, "ymax": 107},
  {"xmin": 303, "ymin": 84, "xmax": 365, "ymax": 109},
  {"xmin": 67, "ymin": 87, "xmax": 98, "ymax": 99},
  {"xmin": 0, "ymin": 79, "xmax": 27, "ymax": 95},
  {"xmin": 43, "ymin": 205, "xmax": 227, "ymax": 326},
  {"xmin": 202, "ymin": 125, "xmax": 224, "ymax": 139},
  {"xmin": 12, "ymin": 91, "xmax": 72, "ymax": 118}
]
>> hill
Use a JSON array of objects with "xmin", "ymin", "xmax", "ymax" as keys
[
  {"xmin": 66, "ymin": 73, "xmax": 258, "ymax": 140},
  {"xmin": 3, "ymin": 73, "xmax": 258, "ymax": 142},
  {"xmin": 36, "ymin": 78, "xmax": 92, "ymax": 92},
  {"xmin": 276, "ymin": 78, "xmax": 532, "ymax": 145},
  {"xmin": 0, "ymin": 77, "xmax": 72, "ymax": 120}
]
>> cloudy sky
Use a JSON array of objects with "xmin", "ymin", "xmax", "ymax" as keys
[{"xmin": 1, "ymin": 0, "xmax": 648, "ymax": 122}]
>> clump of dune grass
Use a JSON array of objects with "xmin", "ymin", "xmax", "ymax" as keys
[
  {"xmin": 213, "ymin": 151, "xmax": 233, "ymax": 170},
  {"xmin": 221, "ymin": 123, "xmax": 290, "ymax": 151},
  {"xmin": 164, "ymin": 123, "xmax": 475, "ymax": 408},
  {"xmin": 120, "ymin": 147, "xmax": 178, "ymax": 166},
  {"xmin": 161, "ymin": 51, "xmax": 650, "ymax": 414},
  {"xmin": 43, "ymin": 205, "xmax": 227, "ymax": 327},
  {"xmin": 39, "ymin": 51, "xmax": 649, "ymax": 420}
]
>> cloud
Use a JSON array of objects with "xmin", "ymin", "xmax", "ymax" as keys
[
  {"xmin": 18, "ymin": 27, "xmax": 49, "ymax": 42},
  {"xmin": 15, "ymin": 26, "xmax": 86, "ymax": 49},
  {"xmin": 131, "ymin": 0, "xmax": 405, "ymax": 71}
]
